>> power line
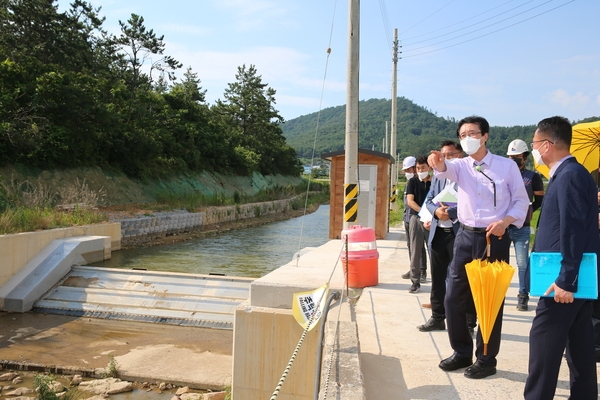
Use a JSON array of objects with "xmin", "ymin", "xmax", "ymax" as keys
[
  {"xmin": 403, "ymin": 0, "xmax": 538, "ymax": 46},
  {"xmin": 402, "ymin": 0, "xmax": 574, "ymax": 58},
  {"xmin": 402, "ymin": 0, "xmax": 554, "ymax": 52},
  {"xmin": 378, "ymin": 0, "xmax": 393, "ymax": 55},
  {"xmin": 399, "ymin": 0, "xmax": 456, "ymax": 36},
  {"xmin": 401, "ymin": 0, "xmax": 522, "ymax": 41}
]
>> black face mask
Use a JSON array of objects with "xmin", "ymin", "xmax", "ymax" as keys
[{"xmin": 512, "ymin": 157, "xmax": 523, "ymax": 167}]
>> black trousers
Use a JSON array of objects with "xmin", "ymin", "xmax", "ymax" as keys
[
  {"xmin": 445, "ymin": 226, "xmax": 510, "ymax": 366},
  {"xmin": 524, "ymin": 299, "xmax": 597, "ymax": 400},
  {"xmin": 429, "ymin": 227, "xmax": 455, "ymax": 318},
  {"xmin": 593, "ymin": 300, "xmax": 600, "ymax": 359}
]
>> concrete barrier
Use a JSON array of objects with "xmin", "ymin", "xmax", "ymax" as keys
[
  {"xmin": 0, "ymin": 236, "xmax": 110, "ymax": 312},
  {"xmin": 0, "ymin": 223, "xmax": 120, "ymax": 288}
]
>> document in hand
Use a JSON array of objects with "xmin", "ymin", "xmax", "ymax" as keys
[
  {"xmin": 431, "ymin": 184, "xmax": 458, "ymax": 207},
  {"xmin": 529, "ymin": 252, "xmax": 598, "ymax": 299},
  {"xmin": 418, "ymin": 199, "xmax": 433, "ymax": 222}
]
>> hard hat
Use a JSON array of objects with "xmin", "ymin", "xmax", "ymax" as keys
[
  {"xmin": 506, "ymin": 139, "xmax": 529, "ymax": 155},
  {"xmin": 402, "ymin": 156, "xmax": 416, "ymax": 170}
]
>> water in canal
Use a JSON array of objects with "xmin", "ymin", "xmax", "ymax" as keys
[{"xmin": 90, "ymin": 205, "xmax": 331, "ymax": 278}]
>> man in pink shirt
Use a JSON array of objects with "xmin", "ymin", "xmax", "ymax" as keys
[{"xmin": 428, "ymin": 115, "xmax": 529, "ymax": 379}]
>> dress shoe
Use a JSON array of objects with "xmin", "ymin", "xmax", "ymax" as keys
[
  {"xmin": 439, "ymin": 353, "xmax": 473, "ymax": 371},
  {"xmin": 418, "ymin": 317, "xmax": 445, "ymax": 332},
  {"xmin": 421, "ymin": 303, "xmax": 432, "ymax": 309},
  {"xmin": 464, "ymin": 360, "xmax": 496, "ymax": 379}
]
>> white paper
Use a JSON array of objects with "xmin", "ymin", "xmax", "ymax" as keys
[
  {"xmin": 431, "ymin": 184, "xmax": 458, "ymax": 206},
  {"xmin": 418, "ymin": 200, "xmax": 433, "ymax": 222}
]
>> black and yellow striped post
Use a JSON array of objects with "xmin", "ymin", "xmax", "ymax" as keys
[
  {"xmin": 344, "ymin": 183, "xmax": 358, "ymax": 223},
  {"xmin": 389, "ymin": 184, "xmax": 397, "ymax": 203}
]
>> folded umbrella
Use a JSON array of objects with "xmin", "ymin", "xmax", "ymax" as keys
[{"xmin": 465, "ymin": 258, "xmax": 515, "ymax": 355}]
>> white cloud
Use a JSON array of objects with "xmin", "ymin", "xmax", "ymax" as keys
[{"xmin": 547, "ymin": 89, "xmax": 590, "ymax": 108}]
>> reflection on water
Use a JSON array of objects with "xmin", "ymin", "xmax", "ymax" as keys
[{"xmin": 91, "ymin": 205, "xmax": 331, "ymax": 278}]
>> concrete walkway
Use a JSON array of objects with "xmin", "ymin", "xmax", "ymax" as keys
[{"xmin": 356, "ymin": 226, "xmax": 600, "ymax": 399}]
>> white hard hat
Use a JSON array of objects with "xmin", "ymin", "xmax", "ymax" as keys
[
  {"xmin": 506, "ymin": 139, "xmax": 529, "ymax": 155},
  {"xmin": 402, "ymin": 156, "xmax": 416, "ymax": 170}
]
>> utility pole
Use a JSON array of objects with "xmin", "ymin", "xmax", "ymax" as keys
[
  {"xmin": 385, "ymin": 121, "xmax": 389, "ymax": 153},
  {"xmin": 389, "ymin": 28, "xmax": 399, "ymax": 208},
  {"xmin": 343, "ymin": 0, "xmax": 359, "ymax": 230}
]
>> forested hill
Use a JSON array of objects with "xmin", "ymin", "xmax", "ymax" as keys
[{"xmin": 282, "ymin": 97, "xmax": 538, "ymax": 160}]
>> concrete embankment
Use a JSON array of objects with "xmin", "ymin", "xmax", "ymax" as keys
[{"xmin": 115, "ymin": 196, "xmax": 305, "ymax": 247}]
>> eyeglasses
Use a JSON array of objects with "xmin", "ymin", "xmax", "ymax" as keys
[
  {"xmin": 458, "ymin": 131, "xmax": 482, "ymax": 140},
  {"xmin": 529, "ymin": 139, "xmax": 554, "ymax": 149},
  {"xmin": 441, "ymin": 152, "xmax": 460, "ymax": 159}
]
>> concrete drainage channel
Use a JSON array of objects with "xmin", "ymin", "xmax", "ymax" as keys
[{"xmin": 33, "ymin": 266, "xmax": 253, "ymax": 329}]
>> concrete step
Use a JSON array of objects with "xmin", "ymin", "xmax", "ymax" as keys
[{"xmin": 34, "ymin": 266, "xmax": 253, "ymax": 329}]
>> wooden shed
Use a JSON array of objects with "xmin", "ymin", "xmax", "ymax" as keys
[{"xmin": 321, "ymin": 148, "xmax": 394, "ymax": 240}]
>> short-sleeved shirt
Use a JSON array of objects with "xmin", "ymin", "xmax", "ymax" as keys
[{"xmin": 405, "ymin": 176, "xmax": 431, "ymax": 216}]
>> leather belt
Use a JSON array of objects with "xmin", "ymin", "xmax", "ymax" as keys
[
  {"xmin": 460, "ymin": 223, "xmax": 486, "ymax": 233},
  {"xmin": 436, "ymin": 227, "xmax": 454, "ymax": 233}
]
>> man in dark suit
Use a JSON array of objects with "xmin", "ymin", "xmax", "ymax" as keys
[
  {"xmin": 418, "ymin": 140, "xmax": 461, "ymax": 331},
  {"xmin": 524, "ymin": 116, "xmax": 600, "ymax": 400}
]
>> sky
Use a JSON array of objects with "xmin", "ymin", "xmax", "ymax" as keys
[{"xmin": 55, "ymin": 0, "xmax": 600, "ymax": 128}]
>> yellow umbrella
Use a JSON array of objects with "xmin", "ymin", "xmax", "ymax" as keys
[
  {"xmin": 534, "ymin": 120, "xmax": 600, "ymax": 178},
  {"xmin": 465, "ymin": 257, "xmax": 515, "ymax": 355}
]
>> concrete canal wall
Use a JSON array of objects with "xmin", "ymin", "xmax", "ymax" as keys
[{"xmin": 117, "ymin": 196, "xmax": 303, "ymax": 247}]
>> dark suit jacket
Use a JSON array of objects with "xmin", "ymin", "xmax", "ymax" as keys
[
  {"xmin": 533, "ymin": 157, "xmax": 600, "ymax": 293},
  {"xmin": 425, "ymin": 176, "xmax": 459, "ymax": 249}
]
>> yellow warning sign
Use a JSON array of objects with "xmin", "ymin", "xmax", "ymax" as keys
[{"xmin": 292, "ymin": 283, "xmax": 329, "ymax": 331}]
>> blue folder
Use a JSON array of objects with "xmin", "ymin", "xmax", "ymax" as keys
[{"xmin": 530, "ymin": 252, "xmax": 598, "ymax": 299}]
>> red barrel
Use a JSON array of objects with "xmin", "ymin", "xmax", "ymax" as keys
[{"xmin": 340, "ymin": 225, "xmax": 379, "ymax": 288}]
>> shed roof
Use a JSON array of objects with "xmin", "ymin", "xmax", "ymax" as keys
[{"xmin": 320, "ymin": 148, "xmax": 395, "ymax": 163}]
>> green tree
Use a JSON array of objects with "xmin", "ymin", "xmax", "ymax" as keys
[
  {"xmin": 0, "ymin": 0, "xmax": 114, "ymax": 166},
  {"xmin": 212, "ymin": 64, "xmax": 301, "ymax": 175},
  {"xmin": 114, "ymin": 13, "xmax": 182, "ymax": 91}
]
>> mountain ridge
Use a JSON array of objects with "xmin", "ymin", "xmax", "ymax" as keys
[{"xmin": 281, "ymin": 97, "xmax": 598, "ymax": 161}]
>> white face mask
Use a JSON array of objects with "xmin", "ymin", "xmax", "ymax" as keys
[
  {"xmin": 405, "ymin": 172, "xmax": 414, "ymax": 180},
  {"xmin": 531, "ymin": 148, "xmax": 546, "ymax": 166},
  {"xmin": 460, "ymin": 136, "xmax": 482, "ymax": 155},
  {"xmin": 417, "ymin": 171, "xmax": 430, "ymax": 180}
]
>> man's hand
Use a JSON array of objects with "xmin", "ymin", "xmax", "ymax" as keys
[
  {"xmin": 435, "ymin": 206, "xmax": 450, "ymax": 221},
  {"xmin": 597, "ymin": 191, "xmax": 600, "ymax": 206},
  {"xmin": 486, "ymin": 220, "xmax": 506, "ymax": 238},
  {"xmin": 423, "ymin": 220, "xmax": 431, "ymax": 231},
  {"xmin": 428, "ymin": 151, "xmax": 446, "ymax": 172},
  {"xmin": 544, "ymin": 283, "xmax": 574, "ymax": 303}
]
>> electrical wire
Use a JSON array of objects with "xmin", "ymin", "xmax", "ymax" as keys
[
  {"xmin": 401, "ymin": 0, "xmax": 521, "ymax": 41},
  {"xmin": 377, "ymin": 0, "xmax": 393, "ymax": 56},
  {"xmin": 402, "ymin": 0, "xmax": 574, "ymax": 58},
  {"xmin": 402, "ymin": 0, "xmax": 538, "ymax": 46},
  {"xmin": 295, "ymin": 0, "xmax": 338, "ymax": 266},
  {"xmin": 399, "ymin": 0, "xmax": 456, "ymax": 36},
  {"xmin": 402, "ymin": 0, "xmax": 554, "ymax": 53}
]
